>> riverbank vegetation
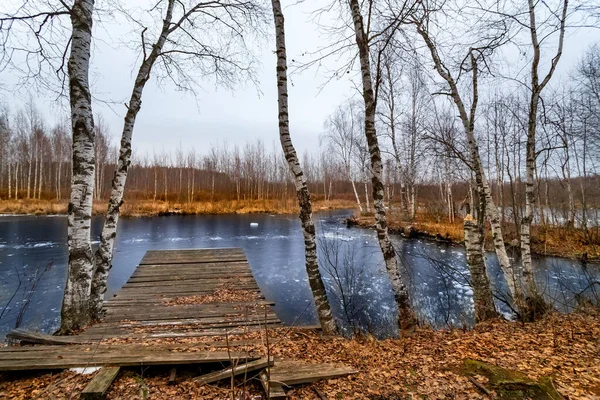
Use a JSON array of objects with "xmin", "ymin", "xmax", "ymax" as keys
[
  {"xmin": 351, "ymin": 211, "xmax": 600, "ymax": 261},
  {"xmin": 0, "ymin": 198, "xmax": 357, "ymax": 217}
]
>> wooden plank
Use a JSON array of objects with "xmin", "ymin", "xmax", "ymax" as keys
[
  {"xmin": 268, "ymin": 360, "xmax": 358, "ymax": 385},
  {"xmin": 5, "ymin": 329, "xmax": 94, "ymax": 345},
  {"xmin": 140, "ymin": 248, "xmax": 247, "ymax": 265},
  {"xmin": 194, "ymin": 357, "xmax": 274, "ymax": 385},
  {"xmin": 260, "ymin": 370, "xmax": 287, "ymax": 399},
  {"xmin": 169, "ymin": 367, "xmax": 177, "ymax": 385},
  {"xmin": 0, "ymin": 347, "xmax": 259, "ymax": 371},
  {"xmin": 81, "ymin": 366, "xmax": 120, "ymax": 400}
]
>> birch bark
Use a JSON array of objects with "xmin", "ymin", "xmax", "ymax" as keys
[
  {"xmin": 60, "ymin": 0, "xmax": 96, "ymax": 334},
  {"xmin": 464, "ymin": 214, "xmax": 497, "ymax": 322},
  {"xmin": 90, "ymin": 0, "xmax": 177, "ymax": 317},
  {"xmin": 271, "ymin": 0, "xmax": 336, "ymax": 334},
  {"xmin": 348, "ymin": 0, "xmax": 416, "ymax": 334},
  {"xmin": 520, "ymin": 0, "xmax": 567, "ymax": 319},
  {"xmin": 415, "ymin": 24, "xmax": 524, "ymax": 311}
]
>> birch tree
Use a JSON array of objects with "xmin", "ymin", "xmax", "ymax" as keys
[
  {"xmin": 347, "ymin": 0, "xmax": 416, "ymax": 333},
  {"xmin": 62, "ymin": 0, "xmax": 96, "ymax": 333},
  {"xmin": 323, "ymin": 102, "xmax": 363, "ymax": 213},
  {"xmin": 519, "ymin": 0, "xmax": 568, "ymax": 319},
  {"xmin": 90, "ymin": 0, "xmax": 266, "ymax": 317},
  {"xmin": 271, "ymin": 0, "xmax": 336, "ymax": 334},
  {"xmin": 412, "ymin": 5, "xmax": 526, "ymax": 313}
]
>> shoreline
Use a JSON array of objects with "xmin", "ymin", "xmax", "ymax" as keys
[
  {"xmin": 2, "ymin": 198, "xmax": 597, "ymax": 261},
  {"xmin": 0, "ymin": 198, "xmax": 357, "ymax": 218},
  {"xmin": 347, "ymin": 214, "xmax": 600, "ymax": 262}
]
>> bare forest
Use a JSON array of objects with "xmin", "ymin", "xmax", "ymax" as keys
[{"xmin": 1, "ymin": 0, "xmax": 600, "ymax": 398}]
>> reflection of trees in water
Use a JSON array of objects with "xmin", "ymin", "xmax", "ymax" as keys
[
  {"xmin": 318, "ymin": 228, "xmax": 397, "ymax": 338},
  {"xmin": 0, "ymin": 261, "xmax": 53, "ymax": 334},
  {"xmin": 536, "ymin": 257, "xmax": 600, "ymax": 313}
]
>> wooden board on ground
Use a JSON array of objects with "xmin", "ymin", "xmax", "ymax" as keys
[
  {"xmin": 5, "ymin": 329, "xmax": 94, "ymax": 345},
  {"xmin": 0, "ymin": 344, "xmax": 259, "ymax": 371},
  {"xmin": 81, "ymin": 366, "xmax": 121, "ymax": 400},
  {"xmin": 194, "ymin": 357, "xmax": 274, "ymax": 385},
  {"xmin": 268, "ymin": 360, "xmax": 358, "ymax": 386},
  {"xmin": 260, "ymin": 370, "xmax": 287, "ymax": 399}
]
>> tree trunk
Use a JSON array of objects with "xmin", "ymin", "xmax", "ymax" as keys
[
  {"xmin": 349, "ymin": 0, "xmax": 415, "ymax": 334},
  {"xmin": 90, "ymin": 0, "xmax": 176, "ymax": 318},
  {"xmin": 33, "ymin": 142, "xmax": 38, "ymax": 199},
  {"xmin": 363, "ymin": 177, "xmax": 370, "ymax": 213},
  {"xmin": 271, "ymin": 0, "xmax": 336, "ymax": 334},
  {"xmin": 520, "ymin": 0, "xmax": 566, "ymax": 319},
  {"xmin": 38, "ymin": 153, "xmax": 43, "ymax": 199},
  {"xmin": 464, "ymin": 214, "xmax": 498, "ymax": 322},
  {"xmin": 59, "ymin": 0, "xmax": 96, "ymax": 334},
  {"xmin": 417, "ymin": 25, "xmax": 523, "ymax": 312},
  {"xmin": 348, "ymin": 165, "xmax": 362, "ymax": 213}
]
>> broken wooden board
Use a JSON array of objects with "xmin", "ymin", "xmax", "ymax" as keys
[
  {"xmin": 260, "ymin": 370, "xmax": 287, "ymax": 399},
  {"xmin": 268, "ymin": 360, "xmax": 358, "ymax": 386},
  {"xmin": 81, "ymin": 366, "xmax": 120, "ymax": 400},
  {"xmin": 5, "ymin": 329, "xmax": 93, "ymax": 345},
  {"xmin": 194, "ymin": 357, "xmax": 273, "ymax": 385},
  {"xmin": 0, "ymin": 344, "xmax": 259, "ymax": 371}
]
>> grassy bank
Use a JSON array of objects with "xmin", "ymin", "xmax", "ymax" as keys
[
  {"xmin": 1, "ymin": 311, "xmax": 598, "ymax": 399},
  {"xmin": 0, "ymin": 198, "xmax": 357, "ymax": 217},
  {"xmin": 352, "ymin": 212, "xmax": 600, "ymax": 260}
]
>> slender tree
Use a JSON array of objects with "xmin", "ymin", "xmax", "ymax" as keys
[
  {"xmin": 347, "ymin": 0, "xmax": 416, "ymax": 334},
  {"xmin": 61, "ymin": 0, "xmax": 96, "ymax": 333},
  {"xmin": 271, "ymin": 0, "xmax": 336, "ymax": 333},
  {"xmin": 519, "ymin": 0, "xmax": 568, "ymax": 319}
]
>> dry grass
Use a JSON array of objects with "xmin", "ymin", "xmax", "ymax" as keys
[
  {"xmin": 0, "ymin": 198, "xmax": 357, "ymax": 217},
  {"xmin": 355, "ymin": 211, "xmax": 600, "ymax": 260},
  {"xmin": 0, "ymin": 199, "xmax": 68, "ymax": 215}
]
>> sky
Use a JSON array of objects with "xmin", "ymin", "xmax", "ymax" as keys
[{"xmin": 0, "ymin": 0, "xmax": 598, "ymax": 158}]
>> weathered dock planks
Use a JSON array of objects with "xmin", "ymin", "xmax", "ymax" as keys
[
  {"xmin": 76, "ymin": 247, "xmax": 282, "ymax": 341},
  {"xmin": 0, "ymin": 343, "xmax": 258, "ymax": 371},
  {"xmin": 2, "ymin": 248, "xmax": 279, "ymax": 370},
  {"xmin": 1, "ymin": 248, "xmax": 359, "ymax": 399}
]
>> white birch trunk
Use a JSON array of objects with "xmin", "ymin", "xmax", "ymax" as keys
[
  {"xmin": 520, "ymin": 0, "xmax": 566, "ymax": 319},
  {"xmin": 417, "ymin": 25, "xmax": 524, "ymax": 311},
  {"xmin": 90, "ymin": 0, "xmax": 176, "ymax": 317},
  {"xmin": 350, "ymin": 178, "xmax": 362, "ymax": 213},
  {"xmin": 7, "ymin": 161, "xmax": 11, "ymax": 199},
  {"xmin": 349, "ymin": 0, "xmax": 415, "ymax": 334},
  {"xmin": 363, "ymin": 177, "xmax": 370, "ymax": 213},
  {"xmin": 38, "ymin": 155, "xmax": 43, "ymax": 198},
  {"xmin": 271, "ymin": 0, "xmax": 336, "ymax": 334},
  {"xmin": 464, "ymin": 214, "xmax": 498, "ymax": 322},
  {"xmin": 60, "ymin": 0, "xmax": 96, "ymax": 333}
]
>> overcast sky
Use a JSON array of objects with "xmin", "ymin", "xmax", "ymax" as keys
[{"xmin": 1, "ymin": 0, "xmax": 597, "ymax": 158}]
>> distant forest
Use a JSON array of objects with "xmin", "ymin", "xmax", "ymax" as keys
[{"xmin": 1, "ymin": 44, "xmax": 599, "ymax": 230}]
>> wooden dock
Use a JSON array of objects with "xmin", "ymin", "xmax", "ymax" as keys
[
  {"xmin": 0, "ymin": 248, "xmax": 358, "ymax": 398},
  {"xmin": 1, "ymin": 248, "xmax": 280, "ymax": 369},
  {"xmin": 80, "ymin": 247, "xmax": 282, "ymax": 341}
]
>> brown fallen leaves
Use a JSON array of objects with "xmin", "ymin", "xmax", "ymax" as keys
[
  {"xmin": 1, "ymin": 311, "xmax": 599, "ymax": 399},
  {"xmin": 163, "ymin": 286, "xmax": 260, "ymax": 306}
]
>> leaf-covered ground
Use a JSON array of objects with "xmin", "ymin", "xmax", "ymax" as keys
[{"xmin": 1, "ymin": 312, "xmax": 599, "ymax": 399}]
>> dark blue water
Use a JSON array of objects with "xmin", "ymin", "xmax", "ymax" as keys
[{"xmin": 0, "ymin": 211, "xmax": 598, "ymax": 339}]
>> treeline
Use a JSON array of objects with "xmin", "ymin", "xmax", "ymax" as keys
[{"xmin": 1, "ymin": 43, "xmax": 599, "ymax": 230}]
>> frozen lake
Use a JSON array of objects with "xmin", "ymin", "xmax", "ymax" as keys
[{"xmin": 0, "ymin": 210, "xmax": 598, "ymax": 339}]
